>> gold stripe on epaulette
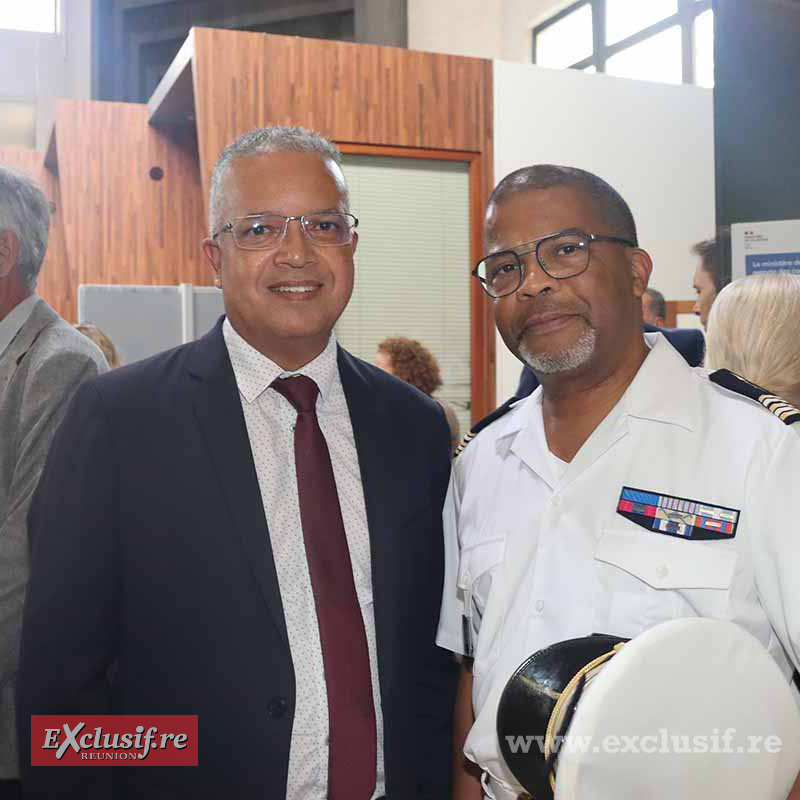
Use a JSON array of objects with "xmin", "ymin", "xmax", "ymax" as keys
[
  {"xmin": 761, "ymin": 395, "xmax": 783, "ymax": 409},
  {"xmin": 453, "ymin": 430, "xmax": 476, "ymax": 458},
  {"xmin": 757, "ymin": 393, "xmax": 800, "ymax": 422}
]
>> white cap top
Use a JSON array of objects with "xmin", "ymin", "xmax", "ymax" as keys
[{"xmin": 554, "ymin": 618, "xmax": 800, "ymax": 800}]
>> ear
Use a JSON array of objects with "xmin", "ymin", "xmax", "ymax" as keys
[
  {"xmin": 350, "ymin": 230, "xmax": 358, "ymax": 257},
  {"xmin": 202, "ymin": 238, "xmax": 222, "ymax": 287},
  {"xmin": 629, "ymin": 248, "xmax": 653, "ymax": 299},
  {"xmin": 0, "ymin": 230, "xmax": 20, "ymax": 279}
]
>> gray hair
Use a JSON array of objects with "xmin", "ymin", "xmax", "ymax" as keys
[
  {"xmin": 208, "ymin": 126, "xmax": 346, "ymax": 236},
  {"xmin": 488, "ymin": 164, "xmax": 638, "ymax": 246},
  {"xmin": 643, "ymin": 287, "xmax": 667, "ymax": 320},
  {"xmin": 0, "ymin": 166, "xmax": 51, "ymax": 289}
]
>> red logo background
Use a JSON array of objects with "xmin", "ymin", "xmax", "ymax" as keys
[{"xmin": 30, "ymin": 715, "xmax": 198, "ymax": 766}]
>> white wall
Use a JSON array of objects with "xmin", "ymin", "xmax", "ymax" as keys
[
  {"xmin": 502, "ymin": 0, "xmax": 573, "ymax": 62},
  {"xmin": 407, "ymin": 0, "xmax": 504, "ymax": 58},
  {"xmin": 0, "ymin": 0, "xmax": 92, "ymax": 150},
  {"xmin": 493, "ymin": 60, "xmax": 715, "ymax": 400},
  {"xmin": 408, "ymin": 0, "xmax": 573, "ymax": 61}
]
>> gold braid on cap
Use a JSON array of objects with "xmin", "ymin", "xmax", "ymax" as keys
[{"xmin": 544, "ymin": 642, "xmax": 626, "ymax": 792}]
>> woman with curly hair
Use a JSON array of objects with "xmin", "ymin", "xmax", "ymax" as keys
[
  {"xmin": 73, "ymin": 323, "xmax": 121, "ymax": 369},
  {"xmin": 376, "ymin": 337, "xmax": 461, "ymax": 454}
]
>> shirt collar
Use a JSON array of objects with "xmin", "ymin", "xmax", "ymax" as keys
[
  {"xmin": 498, "ymin": 332, "xmax": 700, "ymax": 487},
  {"xmin": 222, "ymin": 317, "xmax": 339, "ymax": 405},
  {"xmin": 0, "ymin": 294, "xmax": 40, "ymax": 360},
  {"xmin": 619, "ymin": 331, "xmax": 701, "ymax": 432}
]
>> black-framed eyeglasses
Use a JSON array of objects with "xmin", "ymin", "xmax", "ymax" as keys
[
  {"xmin": 473, "ymin": 228, "xmax": 636, "ymax": 298},
  {"xmin": 212, "ymin": 211, "xmax": 358, "ymax": 250}
]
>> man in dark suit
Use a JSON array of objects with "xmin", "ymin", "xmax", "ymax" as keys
[
  {"xmin": 515, "ymin": 322, "xmax": 705, "ymax": 398},
  {"xmin": 18, "ymin": 127, "xmax": 457, "ymax": 798}
]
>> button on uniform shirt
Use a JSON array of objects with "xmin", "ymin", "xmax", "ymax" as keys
[
  {"xmin": 436, "ymin": 332, "xmax": 800, "ymax": 798},
  {"xmin": 223, "ymin": 319, "xmax": 385, "ymax": 799}
]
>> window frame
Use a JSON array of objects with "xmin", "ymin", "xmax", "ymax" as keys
[{"xmin": 532, "ymin": 0, "xmax": 712, "ymax": 85}]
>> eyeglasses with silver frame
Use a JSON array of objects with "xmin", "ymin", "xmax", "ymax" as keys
[
  {"xmin": 213, "ymin": 211, "xmax": 359, "ymax": 250},
  {"xmin": 473, "ymin": 228, "xmax": 636, "ymax": 298}
]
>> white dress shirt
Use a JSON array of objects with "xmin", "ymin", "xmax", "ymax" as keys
[
  {"xmin": 437, "ymin": 332, "xmax": 800, "ymax": 799},
  {"xmin": 0, "ymin": 294, "xmax": 39, "ymax": 360},
  {"xmin": 223, "ymin": 318, "xmax": 385, "ymax": 799}
]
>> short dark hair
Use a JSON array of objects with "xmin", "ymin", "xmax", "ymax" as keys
[
  {"xmin": 487, "ymin": 164, "xmax": 638, "ymax": 246},
  {"xmin": 692, "ymin": 228, "xmax": 730, "ymax": 293},
  {"xmin": 644, "ymin": 287, "xmax": 667, "ymax": 320}
]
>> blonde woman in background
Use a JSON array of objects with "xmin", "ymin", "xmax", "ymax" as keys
[
  {"xmin": 705, "ymin": 271, "xmax": 800, "ymax": 407},
  {"xmin": 73, "ymin": 323, "xmax": 120, "ymax": 368}
]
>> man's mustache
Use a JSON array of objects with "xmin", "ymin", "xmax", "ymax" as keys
[{"xmin": 515, "ymin": 303, "xmax": 590, "ymax": 341}]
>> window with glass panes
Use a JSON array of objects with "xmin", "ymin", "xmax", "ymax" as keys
[{"xmin": 533, "ymin": 0, "xmax": 713, "ymax": 88}]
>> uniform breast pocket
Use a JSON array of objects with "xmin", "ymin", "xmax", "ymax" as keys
[
  {"xmin": 592, "ymin": 529, "xmax": 738, "ymax": 638},
  {"xmin": 457, "ymin": 536, "xmax": 506, "ymax": 673}
]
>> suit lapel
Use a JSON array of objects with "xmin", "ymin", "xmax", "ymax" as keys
[
  {"xmin": 337, "ymin": 348, "xmax": 400, "ymax": 691},
  {"xmin": 0, "ymin": 299, "xmax": 54, "ymax": 402},
  {"xmin": 188, "ymin": 335, "xmax": 403, "ymax": 663},
  {"xmin": 188, "ymin": 320, "xmax": 289, "ymax": 646}
]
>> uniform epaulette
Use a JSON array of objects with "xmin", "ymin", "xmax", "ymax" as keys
[
  {"xmin": 453, "ymin": 395, "xmax": 520, "ymax": 458},
  {"xmin": 709, "ymin": 369, "xmax": 800, "ymax": 425}
]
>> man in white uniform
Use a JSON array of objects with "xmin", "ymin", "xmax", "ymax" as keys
[{"xmin": 436, "ymin": 164, "xmax": 800, "ymax": 799}]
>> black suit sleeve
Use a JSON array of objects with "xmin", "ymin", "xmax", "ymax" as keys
[
  {"xmin": 415, "ymin": 407, "xmax": 459, "ymax": 799},
  {"xmin": 515, "ymin": 365, "xmax": 539, "ymax": 399},
  {"xmin": 644, "ymin": 323, "xmax": 706, "ymax": 368},
  {"xmin": 17, "ymin": 379, "xmax": 118, "ymax": 796},
  {"xmin": 687, "ymin": 329, "xmax": 706, "ymax": 367}
]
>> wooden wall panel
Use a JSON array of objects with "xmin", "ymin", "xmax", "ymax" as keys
[
  {"xmin": 53, "ymin": 99, "xmax": 209, "ymax": 292},
  {"xmin": 0, "ymin": 147, "xmax": 75, "ymax": 321},
  {"xmin": 191, "ymin": 27, "xmax": 492, "ymax": 195},
  {"xmin": 188, "ymin": 27, "xmax": 496, "ymax": 417},
  {"xmin": 665, "ymin": 300, "xmax": 696, "ymax": 329}
]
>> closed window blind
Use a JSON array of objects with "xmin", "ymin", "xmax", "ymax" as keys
[{"xmin": 337, "ymin": 155, "xmax": 471, "ymax": 435}]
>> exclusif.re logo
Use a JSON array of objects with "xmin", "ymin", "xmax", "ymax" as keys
[{"xmin": 30, "ymin": 716, "xmax": 198, "ymax": 766}]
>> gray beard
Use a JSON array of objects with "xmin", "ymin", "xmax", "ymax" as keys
[{"xmin": 520, "ymin": 326, "xmax": 597, "ymax": 375}]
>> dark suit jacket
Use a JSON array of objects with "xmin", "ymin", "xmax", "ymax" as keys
[
  {"xmin": 18, "ymin": 319, "xmax": 457, "ymax": 798},
  {"xmin": 515, "ymin": 323, "xmax": 706, "ymax": 398}
]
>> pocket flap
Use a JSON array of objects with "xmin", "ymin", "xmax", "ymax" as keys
[
  {"xmin": 457, "ymin": 536, "xmax": 506, "ymax": 590},
  {"xmin": 595, "ymin": 529, "xmax": 736, "ymax": 590}
]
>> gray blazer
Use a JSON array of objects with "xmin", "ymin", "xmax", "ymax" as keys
[{"xmin": 0, "ymin": 299, "xmax": 107, "ymax": 778}]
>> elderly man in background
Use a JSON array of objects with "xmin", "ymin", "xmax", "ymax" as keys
[
  {"xmin": 641, "ymin": 286, "xmax": 667, "ymax": 327},
  {"xmin": 0, "ymin": 167, "xmax": 106, "ymax": 798}
]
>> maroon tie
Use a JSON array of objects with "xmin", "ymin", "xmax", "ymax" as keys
[{"xmin": 271, "ymin": 375, "xmax": 377, "ymax": 799}]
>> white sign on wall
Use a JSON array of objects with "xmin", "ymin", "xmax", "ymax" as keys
[{"xmin": 731, "ymin": 219, "xmax": 800, "ymax": 280}]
